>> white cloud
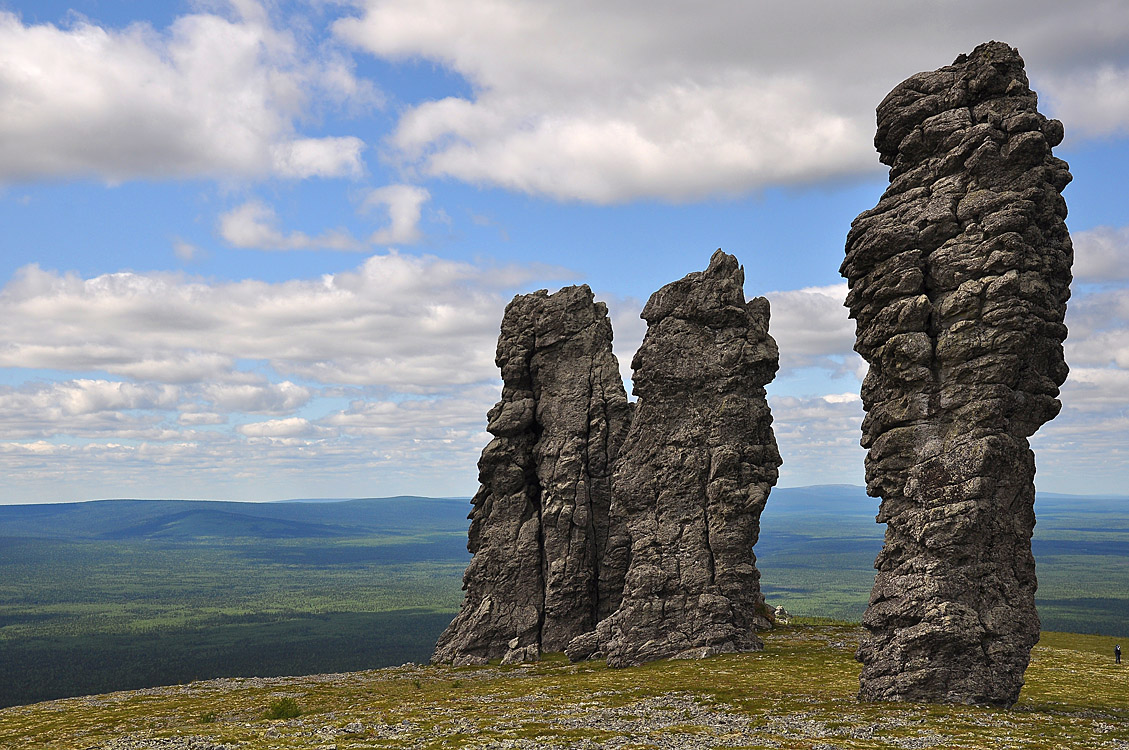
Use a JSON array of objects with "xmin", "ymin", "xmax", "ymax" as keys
[
  {"xmin": 219, "ymin": 186, "xmax": 430, "ymax": 251},
  {"xmin": 335, "ymin": 0, "xmax": 1129, "ymax": 203},
  {"xmin": 173, "ymin": 240, "xmax": 201, "ymax": 262},
  {"xmin": 1072, "ymin": 225, "xmax": 1129, "ymax": 283},
  {"xmin": 271, "ymin": 137, "xmax": 365, "ymax": 179},
  {"xmin": 0, "ymin": 2, "xmax": 367, "ymax": 182},
  {"xmin": 768, "ymin": 393, "xmax": 866, "ymax": 487},
  {"xmin": 199, "ymin": 381, "xmax": 312, "ymax": 414},
  {"xmin": 0, "ymin": 380, "xmax": 180, "ymax": 439},
  {"xmin": 219, "ymin": 200, "xmax": 363, "ymax": 250},
  {"xmin": 365, "ymin": 184, "xmax": 430, "ymax": 244},
  {"xmin": 0, "ymin": 253, "xmax": 559, "ymax": 390},
  {"xmin": 765, "ymin": 284, "xmax": 859, "ymax": 375},
  {"xmin": 178, "ymin": 412, "xmax": 227, "ymax": 426},
  {"xmin": 1062, "ymin": 287, "xmax": 1129, "ymax": 368},
  {"xmin": 1040, "ymin": 65, "xmax": 1129, "ymax": 139},
  {"xmin": 237, "ymin": 417, "xmax": 323, "ymax": 438}
]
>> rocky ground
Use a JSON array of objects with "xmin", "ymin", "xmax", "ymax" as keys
[{"xmin": 2, "ymin": 622, "xmax": 1128, "ymax": 750}]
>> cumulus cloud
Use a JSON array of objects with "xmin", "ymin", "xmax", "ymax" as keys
[
  {"xmin": 365, "ymin": 185, "xmax": 430, "ymax": 244},
  {"xmin": 0, "ymin": 380, "xmax": 180, "ymax": 439},
  {"xmin": 1062, "ymin": 287, "xmax": 1129, "ymax": 369},
  {"xmin": 199, "ymin": 382, "xmax": 312, "ymax": 414},
  {"xmin": 768, "ymin": 393, "xmax": 866, "ymax": 487},
  {"xmin": 0, "ymin": 253, "xmax": 559, "ymax": 391},
  {"xmin": 0, "ymin": 2, "xmax": 367, "ymax": 182},
  {"xmin": 765, "ymin": 283, "xmax": 860, "ymax": 376},
  {"xmin": 237, "ymin": 417, "xmax": 324, "ymax": 439},
  {"xmin": 219, "ymin": 186, "xmax": 430, "ymax": 251},
  {"xmin": 1072, "ymin": 226, "xmax": 1129, "ymax": 283},
  {"xmin": 334, "ymin": 0, "xmax": 1129, "ymax": 203},
  {"xmin": 1039, "ymin": 65, "xmax": 1129, "ymax": 139},
  {"xmin": 219, "ymin": 200, "xmax": 363, "ymax": 250},
  {"xmin": 0, "ymin": 252, "xmax": 567, "ymax": 500}
]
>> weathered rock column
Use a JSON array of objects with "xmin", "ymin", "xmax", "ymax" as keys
[
  {"xmin": 595, "ymin": 250, "xmax": 781, "ymax": 667},
  {"xmin": 842, "ymin": 42, "xmax": 1072, "ymax": 705},
  {"xmin": 432, "ymin": 285, "xmax": 632, "ymax": 666}
]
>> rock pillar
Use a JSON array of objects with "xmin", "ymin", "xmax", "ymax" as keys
[
  {"xmin": 432, "ymin": 285, "xmax": 632, "ymax": 665},
  {"xmin": 841, "ymin": 42, "xmax": 1072, "ymax": 705},
  {"xmin": 596, "ymin": 250, "xmax": 782, "ymax": 667}
]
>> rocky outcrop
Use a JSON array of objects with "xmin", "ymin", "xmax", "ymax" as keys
[
  {"xmin": 594, "ymin": 250, "xmax": 782, "ymax": 667},
  {"xmin": 432, "ymin": 285, "xmax": 632, "ymax": 666},
  {"xmin": 841, "ymin": 42, "xmax": 1072, "ymax": 705}
]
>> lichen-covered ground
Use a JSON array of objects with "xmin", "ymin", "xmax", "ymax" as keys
[{"xmin": 2, "ymin": 621, "xmax": 1128, "ymax": 750}]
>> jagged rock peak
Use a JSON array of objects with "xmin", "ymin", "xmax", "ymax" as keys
[
  {"xmin": 842, "ymin": 42, "xmax": 1072, "ymax": 706},
  {"xmin": 432, "ymin": 284, "xmax": 632, "ymax": 666},
  {"xmin": 592, "ymin": 249, "xmax": 782, "ymax": 668}
]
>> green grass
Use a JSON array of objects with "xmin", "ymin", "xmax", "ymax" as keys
[{"xmin": 2, "ymin": 623, "xmax": 1128, "ymax": 749}]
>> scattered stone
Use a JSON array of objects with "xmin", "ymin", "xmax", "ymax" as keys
[
  {"xmin": 596, "ymin": 250, "xmax": 782, "ymax": 667},
  {"xmin": 841, "ymin": 41, "xmax": 1073, "ymax": 705},
  {"xmin": 91, "ymin": 738, "xmax": 229, "ymax": 750},
  {"xmin": 432, "ymin": 285, "xmax": 632, "ymax": 666},
  {"xmin": 774, "ymin": 606, "xmax": 791, "ymax": 625}
]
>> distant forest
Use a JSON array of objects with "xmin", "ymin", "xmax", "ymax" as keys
[{"xmin": 2, "ymin": 487, "xmax": 1127, "ymax": 708}]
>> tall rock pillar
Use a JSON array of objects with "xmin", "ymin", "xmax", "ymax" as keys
[
  {"xmin": 841, "ymin": 42, "xmax": 1072, "ymax": 705},
  {"xmin": 597, "ymin": 250, "xmax": 782, "ymax": 667},
  {"xmin": 432, "ymin": 285, "xmax": 632, "ymax": 665}
]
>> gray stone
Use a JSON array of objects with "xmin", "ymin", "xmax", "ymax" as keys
[
  {"xmin": 596, "ymin": 250, "xmax": 782, "ymax": 667},
  {"xmin": 564, "ymin": 630, "xmax": 602, "ymax": 662},
  {"xmin": 841, "ymin": 41, "xmax": 1072, "ymax": 705},
  {"xmin": 432, "ymin": 285, "xmax": 632, "ymax": 665}
]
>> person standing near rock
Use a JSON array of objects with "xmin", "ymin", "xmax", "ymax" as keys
[{"xmin": 1116, "ymin": 644, "xmax": 1121, "ymax": 665}]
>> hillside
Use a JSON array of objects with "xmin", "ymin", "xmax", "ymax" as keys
[{"xmin": 2, "ymin": 621, "xmax": 1127, "ymax": 749}]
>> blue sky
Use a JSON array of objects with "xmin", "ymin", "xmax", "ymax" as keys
[{"xmin": 1, "ymin": 0, "xmax": 1128, "ymax": 503}]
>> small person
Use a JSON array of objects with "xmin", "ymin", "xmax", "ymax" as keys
[{"xmin": 1116, "ymin": 644, "xmax": 1121, "ymax": 665}]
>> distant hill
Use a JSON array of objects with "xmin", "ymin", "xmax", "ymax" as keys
[
  {"xmin": 0, "ymin": 496, "xmax": 471, "ymax": 541},
  {"xmin": 3, "ymin": 485, "xmax": 1126, "ymax": 542}
]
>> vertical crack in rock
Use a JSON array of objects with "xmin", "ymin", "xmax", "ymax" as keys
[
  {"xmin": 432, "ymin": 285, "xmax": 632, "ymax": 665},
  {"xmin": 841, "ymin": 42, "xmax": 1072, "ymax": 706},
  {"xmin": 595, "ymin": 250, "xmax": 782, "ymax": 668}
]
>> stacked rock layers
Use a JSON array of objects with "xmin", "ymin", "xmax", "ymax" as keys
[
  {"xmin": 431, "ymin": 285, "xmax": 632, "ymax": 666},
  {"xmin": 595, "ymin": 250, "xmax": 782, "ymax": 667},
  {"xmin": 841, "ymin": 42, "xmax": 1072, "ymax": 705}
]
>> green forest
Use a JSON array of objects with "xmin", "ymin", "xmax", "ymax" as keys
[{"xmin": 2, "ymin": 487, "xmax": 1127, "ymax": 709}]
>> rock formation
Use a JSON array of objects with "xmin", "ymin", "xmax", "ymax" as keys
[
  {"xmin": 432, "ymin": 285, "xmax": 632, "ymax": 666},
  {"xmin": 841, "ymin": 42, "xmax": 1072, "ymax": 705},
  {"xmin": 593, "ymin": 250, "xmax": 782, "ymax": 667}
]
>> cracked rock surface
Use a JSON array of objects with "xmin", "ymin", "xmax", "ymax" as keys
[
  {"xmin": 841, "ymin": 41, "xmax": 1072, "ymax": 705},
  {"xmin": 432, "ymin": 285, "xmax": 632, "ymax": 666},
  {"xmin": 595, "ymin": 250, "xmax": 781, "ymax": 667}
]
